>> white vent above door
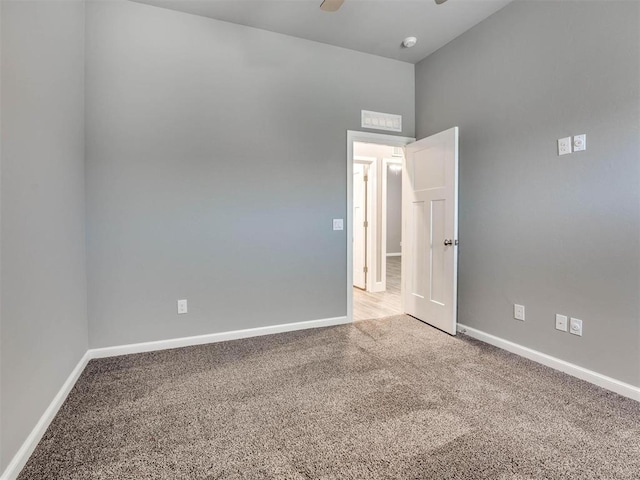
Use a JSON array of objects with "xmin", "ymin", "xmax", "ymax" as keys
[{"xmin": 361, "ymin": 110, "xmax": 402, "ymax": 133}]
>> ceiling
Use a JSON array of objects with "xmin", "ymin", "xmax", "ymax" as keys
[{"xmin": 133, "ymin": 0, "xmax": 513, "ymax": 64}]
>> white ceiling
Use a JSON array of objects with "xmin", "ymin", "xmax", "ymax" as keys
[{"xmin": 133, "ymin": 0, "xmax": 513, "ymax": 64}]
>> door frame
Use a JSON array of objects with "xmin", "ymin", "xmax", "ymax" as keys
[
  {"xmin": 381, "ymin": 156, "xmax": 403, "ymax": 289},
  {"xmin": 347, "ymin": 131, "xmax": 415, "ymax": 322}
]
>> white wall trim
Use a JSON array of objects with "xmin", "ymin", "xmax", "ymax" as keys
[
  {"xmin": 386, "ymin": 253, "xmax": 401, "ymax": 257},
  {"xmin": 0, "ymin": 315, "xmax": 350, "ymax": 479},
  {"xmin": 458, "ymin": 324, "xmax": 640, "ymax": 402},
  {"xmin": 0, "ymin": 351, "xmax": 92, "ymax": 480},
  {"xmin": 90, "ymin": 316, "xmax": 350, "ymax": 359}
]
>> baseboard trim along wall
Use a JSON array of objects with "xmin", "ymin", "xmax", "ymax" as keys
[
  {"xmin": 1, "ymin": 315, "xmax": 350, "ymax": 480},
  {"xmin": 458, "ymin": 324, "xmax": 640, "ymax": 402},
  {"xmin": 0, "ymin": 351, "xmax": 93, "ymax": 480},
  {"xmin": 90, "ymin": 316, "xmax": 350, "ymax": 359}
]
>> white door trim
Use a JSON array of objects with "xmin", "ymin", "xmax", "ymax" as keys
[{"xmin": 347, "ymin": 131, "xmax": 415, "ymax": 322}]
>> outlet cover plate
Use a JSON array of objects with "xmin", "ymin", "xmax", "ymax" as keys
[
  {"xmin": 573, "ymin": 134, "xmax": 586, "ymax": 152},
  {"xmin": 558, "ymin": 137, "xmax": 572, "ymax": 156},
  {"xmin": 570, "ymin": 317, "xmax": 583, "ymax": 336},
  {"xmin": 555, "ymin": 314, "xmax": 568, "ymax": 332},
  {"xmin": 177, "ymin": 299, "xmax": 188, "ymax": 315},
  {"xmin": 514, "ymin": 304, "xmax": 525, "ymax": 321}
]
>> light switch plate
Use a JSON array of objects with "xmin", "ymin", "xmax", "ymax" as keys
[
  {"xmin": 558, "ymin": 137, "xmax": 572, "ymax": 156},
  {"xmin": 573, "ymin": 134, "xmax": 586, "ymax": 152},
  {"xmin": 514, "ymin": 304, "xmax": 525, "ymax": 321},
  {"xmin": 332, "ymin": 219, "xmax": 344, "ymax": 231}
]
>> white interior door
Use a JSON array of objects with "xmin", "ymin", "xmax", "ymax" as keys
[
  {"xmin": 402, "ymin": 127, "xmax": 459, "ymax": 335},
  {"xmin": 353, "ymin": 163, "xmax": 367, "ymax": 289}
]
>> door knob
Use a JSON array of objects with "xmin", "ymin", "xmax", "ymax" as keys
[{"xmin": 444, "ymin": 239, "xmax": 453, "ymax": 246}]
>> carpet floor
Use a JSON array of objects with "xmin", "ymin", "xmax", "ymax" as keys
[{"xmin": 18, "ymin": 315, "xmax": 640, "ymax": 479}]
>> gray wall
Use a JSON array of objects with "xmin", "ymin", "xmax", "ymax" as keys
[
  {"xmin": 0, "ymin": 0, "xmax": 88, "ymax": 470},
  {"xmin": 85, "ymin": 0, "xmax": 415, "ymax": 348},
  {"xmin": 386, "ymin": 168, "xmax": 402, "ymax": 255},
  {"xmin": 416, "ymin": 0, "xmax": 640, "ymax": 386}
]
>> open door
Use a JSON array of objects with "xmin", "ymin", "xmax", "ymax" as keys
[
  {"xmin": 402, "ymin": 127, "xmax": 459, "ymax": 335},
  {"xmin": 353, "ymin": 163, "xmax": 367, "ymax": 289}
]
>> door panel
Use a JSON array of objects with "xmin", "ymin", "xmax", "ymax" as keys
[
  {"xmin": 430, "ymin": 199, "xmax": 446, "ymax": 306},
  {"xmin": 411, "ymin": 200, "xmax": 426, "ymax": 299},
  {"xmin": 402, "ymin": 127, "xmax": 459, "ymax": 335},
  {"xmin": 414, "ymin": 146, "xmax": 445, "ymax": 190}
]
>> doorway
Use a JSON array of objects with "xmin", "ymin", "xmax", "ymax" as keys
[
  {"xmin": 347, "ymin": 131, "xmax": 414, "ymax": 322},
  {"xmin": 347, "ymin": 128, "xmax": 460, "ymax": 334}
]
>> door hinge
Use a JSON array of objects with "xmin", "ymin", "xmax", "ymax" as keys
[
  {"xmin": 364, "ymin": 266, "xmax": 368, "ymax": 274},
  {"xmin": 364, "ymin": 175, "xmax": 368, "ymax": 182},
  {"xmin": 363, "ymin": 221, "xmax": 368, "ymax": 228}
]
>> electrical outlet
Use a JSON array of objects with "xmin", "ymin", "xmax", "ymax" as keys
[
  {"xmin": 177, "ymin": 299, "xmax": 188, "ymax": 315},
  {"xmin": 332, "ymin": 218, "xmax": 344, "ymax": 231},
  {"xmin": 558, "ymin": 137, "xmax": 572, "ymax": 156},
  {"xmin": 555, "ymin": 314, "xmax": 568, "ymax": 332},
  {"xmin": 514, "ymin": 304, "xmax": 525, "ymax": 321},
  {"xmin": 570, "ymin": 318, "xmax": 583, "ymax": 336}
]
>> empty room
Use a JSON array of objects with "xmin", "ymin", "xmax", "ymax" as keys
[{"xmin": 1, "ymin": 0, "xmax": 639, "ymax": 478}]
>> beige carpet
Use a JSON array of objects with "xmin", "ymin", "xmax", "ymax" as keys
[{"xmin": 18, "ymin": 315, "xmax": 640, "ymax": 479}]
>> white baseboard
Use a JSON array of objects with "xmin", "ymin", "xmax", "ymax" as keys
[
  {"xmin": 386, "ymin": 252, "xmax": 401, "ymax": 257},
  {"xmin": 1, "ymin": 315, "xmax": 350, "ymax": 480},
  {"xmin": 458, "ymin": 324, "xmax": 640, "ymax": 402},
  {"xmin": 90, "ymin": 316, "xmax": 350, "ymax": 359},
  {"xmin": 0, "ymin": 351, "xmax": 92, "ymax": 480}
]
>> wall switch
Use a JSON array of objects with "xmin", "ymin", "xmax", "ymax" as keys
[
  {"xmin": 558, "ymin": 137, "xmax": 572, "ymax": 156},
  {"xmin": 569, "ymin": 317, "xmax": 583, "ymax": 336},
  {"xmin": 573, "ymin": 134, "xmax": 586, "ymax": 152},
  {"xmin": 514, "ymin": 304, "xmax": 525, "ymax": 321},
  {"xmin": 332, "ymin": 218, "xmax": 344, "ymax": 231},
  {"xmin": 177, "ymin": 299, "xmax": 188, "ymax": 315},
  {"xmin": 555, "ymin": 314, "xmax": 568, "ymax": 332}
]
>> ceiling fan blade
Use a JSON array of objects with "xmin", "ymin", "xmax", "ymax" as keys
[
  {"xmin": 320, "ymin": 0, "xmax": 345, "ymax": 12},
  {"xmin": 435, "ymin": 0, "xmax": 448, "ymax": 4}
]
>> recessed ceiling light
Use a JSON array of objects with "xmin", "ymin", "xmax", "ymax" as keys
[{"xmin": 402, "ymin": 36, "xmax": 418, "ymax": 48}]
